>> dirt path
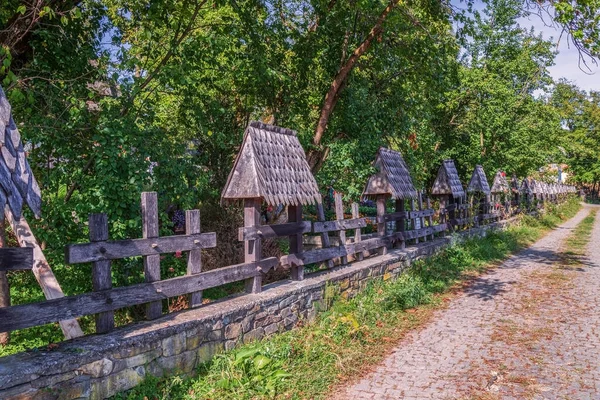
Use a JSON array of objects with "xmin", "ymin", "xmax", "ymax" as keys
[{"xmin": 335, "ymin": 205, "xmax": 600, "ymax": 400}]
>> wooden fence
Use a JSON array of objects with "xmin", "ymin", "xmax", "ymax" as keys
[{"xmin": 0, "ymin": 188, "xmax": 573, "ymax": 336}]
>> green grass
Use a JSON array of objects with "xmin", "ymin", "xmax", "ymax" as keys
[
  {"xmin": 564, "ymin": 210, "xmax": 596, "ymax": 256},
  {"xmin": 113, "ymin": 197, "xmax": 581, "ymax": 400}
]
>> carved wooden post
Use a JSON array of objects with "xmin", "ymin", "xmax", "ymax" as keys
[
  {"xmin": 395, "ymin": 199, "xmax": 405, "ymax": 249},
  {"xmin": 89, "ymin": 213, "xmax": 114, "ymax": 333},
  {"xmin": 351, "ymin": 202, "xmax": 364, "ymax": 261},
  {"xmin": 426, "ymin": 197, "xmax": 434, "ymax": 240},
  {"xmin": 186, "ymin": 209, "xmax": 203, "ymax": 307},
  {"xmin": 418, "ymin": 192, "xmax": 426, "ymax": 242},
  {"xmin": 440, "ymin": 195, "xmax": 448, "ymax": 236},
  {"xmin": 289, "ymin": 204, "xmax": 304, "ymax": 280},
  {"xmin": 142, "ymin": 192, "xmax": 162, "ymax": 320},
  {"xmin": 376, "ymin": 195, "xmax": 387, "ymax": 255},
  {"xmin": 334, "ymin": 193, "xmax": 347, "ymax": 265},
  {"xmin": 0, "ymin": 220, "xmax": 8, "ymax": 345},
  {"xmin": 244, "ymin": 198, "xmax": 262, "ymax": 293},
  {"xmin": 410, "ymin": 198, "xmax": 418, "ymax": 244},
  {"xmin": 316, "ymin": 203, "xmax": 334, "ymax": 269}
]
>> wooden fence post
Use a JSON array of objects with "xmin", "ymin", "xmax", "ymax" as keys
[
  {"xmin": 244, "ymin": 198, "xmax": 262, "ymax": 293},
  {"xmin": 186, "ymin": 210, "xmax": 203, "ymax": 307},
  {"xmin": 376, "ymin": 195, "xmax": 387, "ymax": 255},
  {"xmin": 351, "ymin": 203, "xmax": 364, "ymax": 261},
  {"xmin": 395, "ymin": 199, "xmax": 405, "ymax": 249},
  {"xmin": 89, "ymin": 213, "xmax": 114, "ymax": 333},
  {"xmin": 411, "ymin": 198, "xmax": 418, "ymax": 244},
  {"xmin": 334, "ymin": 193, "xmax": 347, "ymax": 265},
  {"xmin": 316, "ymin": 203, "xmax": 335, "ymax": 269},
  {"xmin": 418, "ymin": 192, "xmax": 426, "ymax": 242},
  {"xmin": 142, "ymin": 192, "xmax": 162, "ymax": 320},
  {"xmin": 289, "ymin": 204, "xmax": 304, "ymax": 280},
  {"xmin": 0, "ymin": 220, "xmax": 8, "ymax": 345},
  {"xmin": 426, "ymin": 197, "xmax": 434, "ymax": 240}
]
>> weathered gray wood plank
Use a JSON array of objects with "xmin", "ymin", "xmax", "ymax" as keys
[
  {"xmin": 244, "ymin": 198, "xmax": 262, "ymax": 293},
  {"xmin": 89, "ymin": 213, "xmax": 114, "ymax": 333},
  {"xmin": 142, "ymin": 192, "xmax": 162, "ymax": 320},
  {"xmin": 334, "ymin": 193, "xmax": 347, "ymax": 265},
  {"xmin": 312, "ymin": 218, "xmax": 366, "ymax": 233},
  {"xmin": 288, "ymin": 205, "xmax": 304, "ymax": 280},
  {"xmin": 5, "ymin": 207, "xmax": 84, "ymax": 339},
  {"xmin": 0, "ymin": 258, "xmax": 279, "ymax": 333},
  {"xmin": 239, "ymin": 221, "xmax": 311, "ymax": 241},
  {"xmin": 351, "ymin": 202, "xmax": 364, "ymax": 261},
  {"xmin": 65, "ymin": 233, "xmax": 217, "ymax": 264},
  {"xmin": 186, "ymin": 210, "xmax": 203, "ymax": 308},
  {"xmin": 0, "ymin": 247, "xmax": 33, "ymax": 271},
  {"xmin": 376, "ymin": 195, "xmax": 387, "ymax": 255},
  {"xmin": 316, "ymin": 203, "xmax": 334, "ymax": 269}
]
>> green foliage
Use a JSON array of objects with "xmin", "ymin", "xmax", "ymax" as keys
[{"xmin": 115, "ymin": 199, "xmax": 580, "ymax": 400}]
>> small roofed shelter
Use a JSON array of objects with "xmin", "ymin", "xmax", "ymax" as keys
[
  {"xmin": 222, "ymin": 121, "xmax": 321, "ymax": 206},
  {"xmin": 491, "ymin": 171, "xmax": 510, "ymax": 194},
  {"xmin": 221, "ymin": 121, "xmax": 321, "ymax": 287},
  {"xmin": 362, "ymin": 147, "xmax": 417, "ymax": 200},
  {"xmin": 362, "ymin": 148, "xmax": 417, "ymax": 244},
  {"xmin": 0, "ymin": 85, "xmax": 83, "ymax": 340},
  {"xmin": 467, "ymin": 165, "xmax": 491, "ymax": 224},
  {"xmin": 431, "ymin": 160, "xmax": 465, "ymax": 199},
  {"xmin": 467, "ymin": 165, "xmax": 491, "ymax": 195}
]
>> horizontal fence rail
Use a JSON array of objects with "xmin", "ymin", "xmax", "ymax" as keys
[{"xmin": 0, "ymin": 189, "xmax": 575, "ymax": 336}]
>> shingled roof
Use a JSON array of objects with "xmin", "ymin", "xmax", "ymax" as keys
[
  {"xmin": 521, "ymin": 178, "xmax": 533, "ymax": 195},
  {"xmin": 431, "ymin": 160, "xmax": 465, "ymax": 198},
  {"xmin": 491, "ymin": 170, "xmax": 510, "ymax": 193},
  {"xmin": 0, "ymin": 86, "xmax": 41, "ymax": 219},
  {"xmin": 467, "ymin": 165, "xmax": 491, "ymax": 195},
  {"xmin": 221, "ymin": 121, "xmax": 321, "ymax": 206},
  {"xmin": 511, "ymin": 174, "xmax": 520, "ymax": 193},
  {"xmin": 362, "ymin": 148, "xmax": 417, "ymax": 200}
]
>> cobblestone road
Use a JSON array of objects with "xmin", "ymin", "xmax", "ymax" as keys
[{"xmin": 336, "ymin": 205, "xmax": 600, "ymax": 400}]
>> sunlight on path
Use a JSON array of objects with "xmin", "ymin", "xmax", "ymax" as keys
[{"xmin": 334, "ymin": 205, "xmax": 600, "ymax": 399}]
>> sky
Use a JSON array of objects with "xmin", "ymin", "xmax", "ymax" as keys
[{"xmin": 518, "ymin": 13, "xmax": 600, "ymax": 92}]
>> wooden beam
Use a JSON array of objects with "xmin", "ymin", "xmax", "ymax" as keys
[
  {"xmin": 142, "ymin": 192, "xmax": 162, "ymax": 320},
  {"xmin": 334, "ymin": 193, "xmax": 347, "ymax": 265},
  {"xmin": 0, "ymin": 220, "xmax": 9, "ymax": 345},
  {"xmin": 288, "ymin": 205, "xmax": 304, "ymax": 280},
  {"xmin": 5, "ymin": 207, "xmax": 84, "ymax": 339},
  {"xmin": 65, "ymin": 233, "xmax": 216, "ymax": 264},
  {"xmin": 0, "ymin": 258, "xmax": 279, "ymax": 333},
  {"xmin": 0, "ymin": 247, "xmax": 33, "ymax": 271},
  {"xmin": 186, "ymin": 210, "xmax": 203, "ymax": 308},
  {"xmin": 239, "ymin": 221, "xmax": 311, "ymax": 241},
  {"xmin": 89, "ymin": 213, "xmax": 114, "ymax": 334},
  {"xmin": 316, "ymin": 203, "xmax": 334, "ymax": 269},
  {"xmin": 244, "ymin": 198, "xmax": 262, "ymax": 293},
  {"xmin": 312, "ymin": 218, "xmax": 366, "ymax": 233},
  {"xmin": 351, "ymin": 203, "xmax": 364, "ymax": 261},
  {"xmin": 376, "ymin": 195, "xmax": 387, "ymax": 255}
]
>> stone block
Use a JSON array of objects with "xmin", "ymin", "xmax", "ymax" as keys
[
  {"xmin": 157, "ymin": 350, "xmax": 196, "ymax": 374},
  {"xmin": 79, "ymin": 358, "xmax": 114, "ymax": 379},
  {"xmin": 0, "ymin": 383, "xmax": 36, "ymax": 400},
  {"xmin": 224, "ymin": 322, "xmax": 242, "ymax": 340},
  {"xmin": 264, "ymin": 323, "xmax": 279, "ymax": 336},
  {"xmin": 224, "ymin": 340, "xmax": 237, "ymax": 351},
  {"xmin": 162, "ymin": 332, "xmax": 187, "ymax": 357},
  {"xmin": 89, "ymin": 367, "xmax": 144, "ymax": 400},
  {"xmin": 243, "ymin": 328, "xmax": 265, "ymax": 344},
  {"xmin": 197, "ymin": 342, "xmax": 223, "ymax": 364},
  {"xmin": 31, "ymin": 371, "xmax": 77, "ymax": 389},
  {"xmin": 113, "ymin": 349, "xmax": 161, "ymax": 372},
  {"xmin": 241, "ymin": 315, "xmax": 254, "ymax": 333}
]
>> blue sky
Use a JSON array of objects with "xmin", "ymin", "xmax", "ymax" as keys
[{"xmin": 518, "ymin": 13, "xmax": 599, "ymax": 92}]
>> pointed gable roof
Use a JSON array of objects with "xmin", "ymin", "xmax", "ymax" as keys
[
  {"xmin": 511, "ymin": 174, "xmax": 520, "ymax": 193},
  {"xmin": 0, "ymin": 86, "xmax": 41, "ymax": 219},
  {"xmin": 490, "ymin": 170, "xmax": 510, "ymax": 193},
  {"xmin": 467, "ymin": 165, "xmax": 491, "ymax": 195},
  {"xmin": 221, "ymin": 121, "xmax": 321, "ymax": 206},
  {"xmin": 431, "ymin": 159, "xmax": 465, "ymax": 198},
  {"xmin": 362, "ymin": 148, "xmax": 417, "ymax": 200}
]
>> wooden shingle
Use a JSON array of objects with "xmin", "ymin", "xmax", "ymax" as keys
[
  {"xmin": 362, "ymin": 148, "xmax": 417, "ymax": 200},
  {"xmin": 431, "ymin": 160, "xmax": 465, "ymax": 198},
  {"xmin": 221, "ymin": 121, "xmax": 321, "ymax": 206},
  {"xmin": 467, "ymin": 165, "xmax": 491, "ymax": 195},
  {"xmin": 490, "ymin": 171, "xmax": 510, "ymax": 194},
  {"xmin": 0, "ymin": 86, "xmax": 41, "ymax": 219}
]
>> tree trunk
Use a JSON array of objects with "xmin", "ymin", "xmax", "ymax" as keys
[
  {"xmin": 0, "ymin": 220, "xmax": 9, "ymax": 345},
  {"xmin": 306, "ymin": 0, "xmax": 401, "ymax": 172}
]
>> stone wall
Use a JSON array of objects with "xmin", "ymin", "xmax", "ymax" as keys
[{"xmin": 0, "ymin": 222, "xmax": 510, "ymax": 400}]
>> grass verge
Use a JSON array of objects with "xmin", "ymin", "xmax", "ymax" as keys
[{"xmin": 114, "ymin": 198, "xmax": 581, "ymax": 400}]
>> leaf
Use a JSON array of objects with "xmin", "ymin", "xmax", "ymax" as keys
[
  {"xmin": 253, "ymin": 355, "xmax": 271, "ymax": 370},
  {"xmin": 16, "ymin": 5, "xmax": 26, "ymax": 14}
]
